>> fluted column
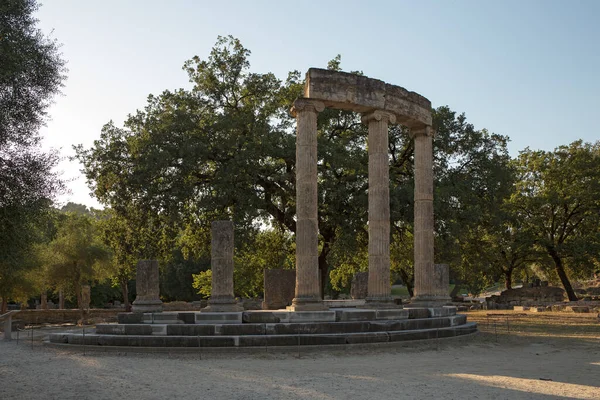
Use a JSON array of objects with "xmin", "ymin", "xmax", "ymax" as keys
[
  {"xmin": 411, "ymin": 126, "xmax": 448, "ymax": 305},
  {"xmin": 289, "ymin": 98, "xmax": 327, "ymax": 311},
  {"xmin": 203, "ymin": 220, "xmax": 243, "ymax": 312},
  {"xmin": 362, "ymin": 110, "xmax": 398, "ymax": 308}
]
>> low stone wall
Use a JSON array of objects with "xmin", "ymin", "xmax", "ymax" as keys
[
  {"xmin": 487, "ymin": 286, "xmax": 566, "ymax": 309},
  {"xmin": 10, "ymin": 309, "xmax": 120, "ymax": 325}
]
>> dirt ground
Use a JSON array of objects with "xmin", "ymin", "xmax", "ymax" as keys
[{"xmin": 1, "ymin": 312, "xmax": 599, "ymax": 400}]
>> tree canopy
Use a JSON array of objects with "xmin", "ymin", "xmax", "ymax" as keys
[
  {"xmin": 0, "ymin": 0, "xmax": 66, "ymax": 311},
  {"xmin": 76, "ymin": 36, "xmax": 515, "ymax": 299},
  {"xmin": 509, "ymin": 141, "xmax": 600, "ymax": 300}
]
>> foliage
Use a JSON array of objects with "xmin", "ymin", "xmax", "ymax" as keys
[
  {"xmin": 0, "ymin": 0, "xmax": 67, "ymax": 146},
  {"xmin": 233, "ymin": 229, "xmax": 294, "ymax": 298},
  {"xmin": 75, "ymin": 36, "xmax": 518, "ymax": 299},
  {"xmin": 41, "ymin": 213, "xmax": 112, "ymax": 309},
  {"xmin": 0, "ymin": 0, "xmax": 66, "ymax": 311},
  {"xmin": 192, "ymin": 269, "xmax": 212, "ymax": 298},
  {"xmin": 191, "ymin": 229, "xmax": 294, "ymax": 298},
  {"xmin": 160, "ymin": 249, "xmax": 209, "ymax": 301},
  {"xmin": 509, "ymin": 141, "xmax": 600, "ymax": 300}
]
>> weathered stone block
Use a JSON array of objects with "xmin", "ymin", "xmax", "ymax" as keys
[
  {"xmin": 334, "ymin": 309, "xmax": 376, "ymax": 322},
  {"xmin": 406, "ymin": 308, "xmax": 430, "ymax": 319},
  {"xmin": 375, "ymin": 309, "xmax": 409, "ymax": 320},
  {"xmin": 262, "ymin": 269, "xmax": 296, "ymax": 310},
  {"xmin": 195, "ymin": 312, "xmax": 242, "ymax": 324},
  {"xmin": 350, "ymin": 272, "xmax": 368, "ymax": 299},
  {"xmin": 345, "ymin": 332, "xmax": 389, "ymax": 344},
  {"xmin": 117, "ymin": 313, "xmax": 143, "ymax": 324},
  {"xmin": 95, "ymin": 324, "xmax": 152, "ymax": 335},
  {"xmin": 166, "ymin": 325, "xmax": 215, "ymax": 336},
  {"xmin": 304, "ymin": 68, "xmax": 432, "ymax": 128},
  {"xmin": 132, "ymin": 260, "xmax": 163, "ymax": 313}
]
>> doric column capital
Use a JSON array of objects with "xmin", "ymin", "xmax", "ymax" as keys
[
  {"xmin": 290, "ymin": 98, "xmax": 325, "ymax": 117},
  {"xmin": 361, "ymin": 110, "xmax": 397, "ymax": 125},
  {"xmin": 409, "ymin": 125, "xmax": 434, "ymax": 139}
]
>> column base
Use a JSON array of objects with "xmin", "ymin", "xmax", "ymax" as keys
[
  {"xmin": 131, "ymin": 299, "xmax": 163, "ymax": 313},
  {"xmin": 408, "ymin": 295, "xmax": 452, "ymax": 308},
  {"xmin": 286, "ymin": 297, "xmax": 328, "ymax": 311},
  {"xmin": 202, "ymin": 298, "xmax": 244, "ymax": 312}
]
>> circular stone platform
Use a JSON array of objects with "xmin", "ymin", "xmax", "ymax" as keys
[{"xmin": 47, "ymin": 307, "xmax": 476, "ymax": 350}]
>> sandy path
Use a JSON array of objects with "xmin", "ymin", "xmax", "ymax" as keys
[{"xmin": 1, "ymin": 333, "xmax": 599, "ymax": 400}]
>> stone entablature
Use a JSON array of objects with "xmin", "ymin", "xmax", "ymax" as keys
[{"xmin": 304, "ymin": 68, "xmax": 432, "ymax": 128}]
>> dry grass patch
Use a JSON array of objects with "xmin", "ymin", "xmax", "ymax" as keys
[{"xmin": 467, "ymin": 310, "xmax": 600, "ymax": 340}]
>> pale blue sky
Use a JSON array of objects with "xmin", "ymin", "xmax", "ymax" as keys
[{"xmin": 36, "ymin": 0, "xmax": 600, "ymax": 207}]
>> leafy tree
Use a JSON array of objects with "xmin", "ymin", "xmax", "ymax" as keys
[
  {"xmin": 192, "ymin": 270, "xmax": 212, "ymax": 298},
  {"xmin": 42, "ymin": 213, "xmax": 112, "ymax": 310},
  {"xmin": 510, "ymin": 141, "xmax": 600, "ymax": 301},
  {"xmin": 76, "ymin": 36, "xmax": 513, "ymax": 299},
  {"xmin": 95, "ymin": 208, "xmax": 140, "ymax": 311},
  {"xmin": 0, "ymin": 0, "xmax": 66, "ymax": 310}
]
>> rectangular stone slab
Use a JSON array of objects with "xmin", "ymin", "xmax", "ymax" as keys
[{"xmin": 195, "ymin": 312, "xmax": 243, "ymax": 324}]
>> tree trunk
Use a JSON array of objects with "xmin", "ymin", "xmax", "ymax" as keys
[
  {"xmin": 74, "ymin": 281, "xmax": 82, "ymax": 311},
  {"xmin": 121, "ymin": 279, "xmax": 130, "ymax": 312},
  {"xmin": 1, "ymin": 296, "xmax": 7, "ymax": 314},
  {"xmin": 449, "ymin": 281, "xmax": 462, "ymax": 298},
  {"xmin": 503, "ymin": 268, "xmax": 513, "ymax": 290},
  {"xmin": 547, "ymin": 247, "xmax": 577, "ymax": 301},
  {"xmin": 58, "ymin": 289, "xmax": 65, "ymax": 309},
  {"xmin": 318, "ymin": 243, "xmax": 330, "ymax": 299},
  {"xmin": 398, "ymin": 268, "xmax": 414, "ymax": 298}
]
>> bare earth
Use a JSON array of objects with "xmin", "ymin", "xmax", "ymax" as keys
[{"xmin": 1, "ymin": 324, "xmax": 599, "ymax": 400}]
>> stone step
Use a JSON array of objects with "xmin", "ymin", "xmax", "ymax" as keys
[
  {"xmin": 95, "ymin": 315, "xmax": 468, "ymax": 337},
  {"xmin": 116, "ymin": 307, "xmax": 456, "ymax": 325},
  {"xmin": 48, "ymin": 322, "xmax": 477, "ymax": 348}
]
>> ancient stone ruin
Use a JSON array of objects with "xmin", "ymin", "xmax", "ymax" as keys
[
  {"xmin": 202, "ymin": 221, "xmax": 243, "ymax": 312},
  {"xmin": 290, "ymin": 68, "xmax": 450, "ymax": 310},
  {"xmin": 132, "ymin": 260, "xmax": 163, "ymax": 313},
  {"xmin": 48, "ymin": 70, "xmax": 474, "ymax": 350}
]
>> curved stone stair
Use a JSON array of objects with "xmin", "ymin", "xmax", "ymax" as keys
[{"xmin": 48, "ymin": 306, "xmax": 477, "ymax": 349}]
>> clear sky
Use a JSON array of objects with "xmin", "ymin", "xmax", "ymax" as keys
[{"xmin": 35, "ymin": 0, "xmax": 600, "ymax": 208}]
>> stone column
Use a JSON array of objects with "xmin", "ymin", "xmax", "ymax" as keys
[
  {"xmin": 411, "ymin": 126, "xmax": 447, "ymax": 305},
  {"xmin": 362, "ymin": 111, "xmax": 397, "ymax": 308},
  {"xmin": 40, "ymin": 292, "xmax": 48, "ymax": 310},
  {"xmin": 58, "ymin": 289, "xmax": 64, "ymax": 309},
  {"xmin": 289, "ymin": 98, "xmax": 327, "ymax": 311},
  {"xmin": 434, "ymin": 264, "xmax": 451, "ymax": 301},
  {"xmin": 203, "ymin": 221, "xmax": 243, "ymax": 312},
  {"xmin": 132, "ymin": 260, "xmax": 163, "ymax": 313}
]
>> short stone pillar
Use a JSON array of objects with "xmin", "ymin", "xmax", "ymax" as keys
[
  {"xmin": 40, "ymin": 292, "xmax": 48, "ymax": 310},
  {"xmin": 363, "ymin": 110, "xmax": 397, "ymax": 308},
  {"xmin": 81, "ymin": 285, "xmax": 91, "ymax": 311},
  {"xmin": 411, "ymin": 126, "xmax": 446, "ymax": 305},
  {"xmin": 350, "ymin": 272, "xmax": 369, "ymax": 299},
  {"xmin": 132, "ymin": 260, "xmax": 163, "ymax": 313},
  {"xmin": 2, "ymin": 311, "xmax": 19, "ymax": 341},
  {"xmin": 433, "ymin": 264, "xmax": 451, "ymax": 302},
  {"xmin": 58, "ymin": 289, "xmax": 65, "ymax": 309},
  {"xmin": 289, "ymin": 98, "xmax": 327, "ymax": 311},
  {"xmin": 262, "ymin": 269, "xmax": 296, "ymax": 310},
  {"xmin": 203, "ymin": 221, "xmax": 243, "ymax": 312}
]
